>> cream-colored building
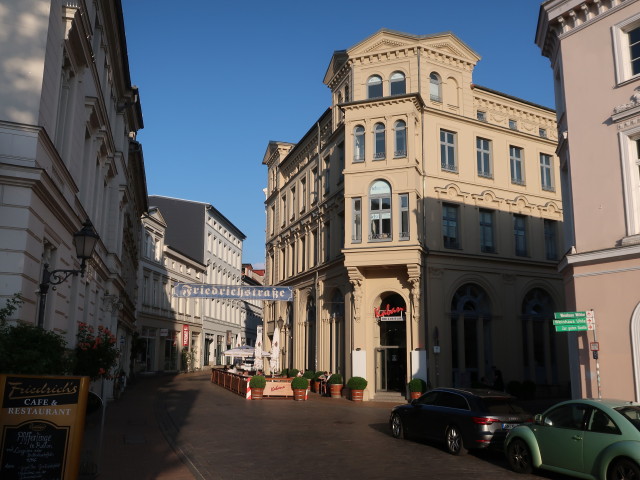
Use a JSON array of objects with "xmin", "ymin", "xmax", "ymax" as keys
[
  {"xmin": 0, "ymin": 0, "xmax": 146, "ymax": 395},
  {"xmin": 264, "ymin": 30, "xmax": 567, "ymax": 400},
  {"xmin": 537, "ymin": 0, "xmax": 640, "ymax": 400}
]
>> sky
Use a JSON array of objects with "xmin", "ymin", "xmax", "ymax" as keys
[{"xmin": 121, "ymin": 0, "xmax": 554, "ymax": 266}]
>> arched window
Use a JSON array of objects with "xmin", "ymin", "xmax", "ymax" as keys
[
  {"xmin": 394, "ymin": 120, "xmax": 406, "ymax": 157},
  {"xmin": 450, "ymin": 283, "xmax": 492, "ymax": 386},
  {"xmin": 430, "ymin": 72, "xmax": 442, "ymax": 102},
  {"xmin": 368, "ymin": 75, "xmax": 383, "ymax": 99},
  {"xmin": 353, "ymin": 125, "xmax": 365, "ymax": 162},
  {"xmin": 374, "ymin": 123, "xmax": 386, "ymax": 159},
  {"xmin": 390, "ymin": 71, "xmax": 406, "ymax": 95},
  {"xmin": 369, "ymin": 180, "xmax": 392, "ymax": 240}
]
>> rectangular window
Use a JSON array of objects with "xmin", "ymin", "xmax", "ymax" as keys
[
  {"xmin": 539, "ymin": 128, "xmax": 547, "ymax": 138},
  {"xmin": 476, "ymin": 137, "xmax": 492, "ymax": 178},
  {"xmin": 544, "ymin": 219, "xmax": 557, "ymax": 260},
  {"xmin": 509, "ymin": 119, "xmax": 518, "ymax": 130},
  {"xmin": 514, "ymin": 214, "xmax": 527, "ymax": 256},
  {"xmin": 290, "ymin": 187, "xmax": 296, "ymax": 220},
  {"xmin": 352, "ymin": 197, "xmax": 362, "ymax": 243},
  {"xmin": 300, "ymin": 178, "xmax": 306, "ymax": 213},
  {"xmin": 281, "ymin": 194, "xmax": 287, "ymax": 226},
  {"xmin": 337, "ymin": 143, "xmax": 344, "ymax": 183},
  {"xmin": 323, "ymin": 157, "xmax": 330, "ymax": 195},
  {"xmin": 479, "ymin": 209, "xmax": 495, "ymax": 253},
  {"xmin": 440, "ymin": 130, "xmax": 457, "ymax": 172},
  {"xmin": 442, "ymin": 204, "xmax": 459, "ymax": 249},
  {"xmin": 477, "ymin": 111, "xmax": 487, "ymax": 122},
  {"xmin": 311, "ymin": 167, "xmax": 318, "ymax": 204},
  {"xmin": 324, "ymin": 221, "xmax": 331, "ymax": 262},
  {"xmin": 540, "ymin": 153, "xmax": 554, "ymax": 191},
  {"xmin": 400, "ymin": 194, "xmax": 409, "ymax": 240},
  {"xmin": 510, "ymin": 146, "xmax": 524, "ymax": 185},
  {"xmin": 630, "ymin": 26, "xmax": 640, "ymax": 76}
]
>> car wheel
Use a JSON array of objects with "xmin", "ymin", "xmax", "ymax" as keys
[
  {"xmin": 390, "ymin": 413, "xmax": 405, "ymax": 439},
  {"xmin": 445, "ymin": 425, "xmax": 468, "ymax": 456},
  {"xmin": 507, "ymin": 438, "xmax": 533, "ymax": 474},
  {"xmin": 608, "ymin": 458, "xmax": 640, "ymax": 480}
]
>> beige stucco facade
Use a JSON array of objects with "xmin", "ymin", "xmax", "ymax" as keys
[
  {"xmin": 264, "ymin": 30, "xmax": 567, "ymax": 400},
  {"xmin": 537, "ymin": 0, "xmax": 640, "ymax": 400}
]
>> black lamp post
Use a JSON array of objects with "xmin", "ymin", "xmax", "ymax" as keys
[{"xmin": 37, "ymin": 220, "xmax": 99, "ymax": 328}]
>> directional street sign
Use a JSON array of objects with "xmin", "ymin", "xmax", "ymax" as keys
[
  {"xmin": 553, "ymin": 318, "xmax": 587, "ymax": 325},
  {"xmin": 555, "ymin": 324, "xmax": 589, "ymax": 332},
  {"xmin": 554, "ymin": 311, "xmax": 586, "ymax": 320}
]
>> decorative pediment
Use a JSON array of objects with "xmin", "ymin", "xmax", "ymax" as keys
[
  {"xmin": 507, "ymin": 195, "xmax": 534, "ymax": 214},
  {"xmin": 363, "ymin": 38, "xmax": 410, "ymax": 53},
  {"xmin": 434, "ymin": 183, "xmax": 469, "ymax": 200},
  {"xmin": 539, "ymin": 201, "xmax": 562, "ymax": 217},
  {"xmin": 471, "ymin": 190, "xmax": 503, "ymax": 206}
]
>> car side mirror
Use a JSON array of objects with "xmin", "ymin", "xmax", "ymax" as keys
[{"xmin": 534, "ymin": 414, "xmax": 544, "ymax": 425}]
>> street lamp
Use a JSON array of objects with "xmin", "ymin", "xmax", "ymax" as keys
[{"xmin": 37, "ymin": 220, "xmax": 99, "ymax": 328}]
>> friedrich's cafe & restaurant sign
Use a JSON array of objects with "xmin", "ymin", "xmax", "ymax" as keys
[{"xmin": 0, "ymin": 374, "xmax": 90, "ymax": 480}]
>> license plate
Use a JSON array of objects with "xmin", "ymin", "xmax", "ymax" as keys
[{"xmin": 502, "ymin": 423, "xmax": 516, "ymax": 430}]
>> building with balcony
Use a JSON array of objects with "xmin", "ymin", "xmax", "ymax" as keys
[
  {"xmin": 537, "ymin": 0, "xmax": 640, "ymax": 400},
  {"xmin": 264, "ymin": 29, "xmax": 567, "ymax": 400},
  {"xmin": 0, "ymin": 0, "xmax": 146, "ymax": 393}
]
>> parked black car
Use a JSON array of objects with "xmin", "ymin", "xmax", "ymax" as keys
[{"xmin": 389, "ymin": 387, "xmax": 532, "ymax": 455}]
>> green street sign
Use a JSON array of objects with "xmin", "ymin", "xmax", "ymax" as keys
[
  {"xmin": 553, "ymin": 318, "xmax": 587, "ymax": 326},
  {"xmin": 555, "ymin": 324, "xmax": 589, "ymax": 332},
  {"xmin": 554, "ymin": 311, "xmax": 586, "ymax": 320}
]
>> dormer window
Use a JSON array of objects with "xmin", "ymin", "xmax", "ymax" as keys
[
  {"xmin": 390, "ymin": 71, "xmax": 406, "ymax": 95},
  {"xmin": 368, "ymin": 75, "xmax": 383, "ymax": 99}
]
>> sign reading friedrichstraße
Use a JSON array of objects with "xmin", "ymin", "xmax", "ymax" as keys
[{"xmin": 174, "ymin": 284, "xmax": 293, "ymax": 301}]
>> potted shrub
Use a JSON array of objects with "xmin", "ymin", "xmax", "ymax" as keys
[
  {"xmin": 408, "ymin": 378, "xmax": 427, "ymax": 400},
  {"xmin": 312, "ymin": 370, "xmax": 326, "ymax": 394},
  {"xmin": 249, "ymin": 375, "xmax": 266, "ymax": 400},
  {"xmin": 302, "ymin": 369, "xmax": 315, "ymax": 390},
  {"xmin": 347, "ymin": 376, "xmax": 367, "ymax": 401},
  {"xmin": 291, "ymin": 376, "xmax": 308, "ymax": 401},
  {"xmin": 327, "ymin": 373, "xmax": 343, "ymax": 398},
  {"xmin": 288, "ymin": 368, "xmax": 299, "ymax": 378}
]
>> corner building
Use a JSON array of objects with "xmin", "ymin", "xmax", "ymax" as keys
[{"xmin": 264, "ymin": 30, "xmax": 568, "ymax": 400}]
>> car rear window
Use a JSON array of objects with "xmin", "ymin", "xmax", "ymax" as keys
[
  {"xmin": 615, "ymin": 406, "xmax": 640, "ymax": 432},
  {"xmin": 479, "ymin": 398, "xmax": 527, "ymax": 414}
]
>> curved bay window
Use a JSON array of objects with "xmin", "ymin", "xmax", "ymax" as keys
[
  {"xmin": 450, "ymin": 284, "xmax": 492, "ymax": 387},
  {"xmin": 369, "ymin": 180, "xmax": 392, "ymax": 240},
  {"xmin": 374, "ymin": 123, "xmax": 386, "ymax": 159},
  {"xmin": 368, "ymin": 75, "xmax": 383, "ymax": 99},
  {"xmin": 394, "ymin": 120, "xmax": 406, "ymax": 157},
  {"xmin": 521, "ymin": 288, "xmax": 557, "ymax": 385}
]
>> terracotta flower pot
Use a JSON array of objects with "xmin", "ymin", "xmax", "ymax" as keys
[
  {"xmin": 351, "ymin": 389, "xmax": 364, "ymax": 401},
  {"xmin": 410, "ymin": 391, "xmax": 422, "ymax": 400},
  {"xmin": 252, "ymin": 388, "xmax": 264, "ymax": 400},
  {"xmin": 293, "ymin": 388, "xmax": 306, "ymax": 401},
  {"xmin": 330, "ymin": 384, "xmax": 343, "ymax": 398}
]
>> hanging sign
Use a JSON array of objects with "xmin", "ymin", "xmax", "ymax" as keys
[
  {"xmin": 374, "ymin": 305, "xmax": 405, "ymax": 321},
  {"xmin": 173, "ymin": 284, "xmax": 292, "ymax": 301},
  {"xmin": 182, "ymin": 325, "xmax": 189, "ymax": 347}
]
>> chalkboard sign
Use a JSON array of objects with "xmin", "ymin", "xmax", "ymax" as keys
[{"xmin": 0, "ymin": 375, "xmax": 89, "ymax": 480}]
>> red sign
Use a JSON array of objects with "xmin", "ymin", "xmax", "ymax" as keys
[
  {"xmin": 374, "ymin": 304, "xmax": 405, "ymax": 318},
  {"xmin": 182, "ymin": 325, "xmax": 189, "ymax": 347}
]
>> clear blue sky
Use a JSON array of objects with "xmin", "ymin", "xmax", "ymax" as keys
[{"xmin": 122, "ymin": 0, "xmax": 553, "ymax": 266}]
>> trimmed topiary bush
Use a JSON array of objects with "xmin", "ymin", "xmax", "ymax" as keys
[
  {"xmin": 408, "ymin": 378, "xmax": 427, "ymax": 393},
  {"xmin": 291, "ymin": 376, "xmax": 308, "ymax": 390},
  {"xmin": 288, "ymin": 368, "xmax": 299, "ymax": 378},
  {"xmin": 347, "ymin": 376, "xmax": 367, "ymax": 390},
  {"xmin": 313, "ymin": 371, "xmax": 326, "ymax": 380},
  {"xmin": 249, "ymin": 375, "xmax": 266, "ymax": 388},
  {"xmin": 328, "ymin": 373, "xmax": 343, "ymax": 385},
  {"xmin": 302, "ymin": 370, "xmax": 315, "ymax": 379}
]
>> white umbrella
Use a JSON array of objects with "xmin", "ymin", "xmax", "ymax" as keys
[
  {"xmin": 223, "ymin": 345, "xmax": 255, "ymax": 357},
  {"xmin": 254, "ymin": 326, "xmax": 264, "ymax": 370},
  {"xmin": 269, "ymin": 323, "xmax": 280, "ymax": 375}
]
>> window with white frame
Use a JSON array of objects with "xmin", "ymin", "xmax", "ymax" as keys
[
  {"xmin": 394, "ymin": 120, "xmax": 406, "ymax": 157},
  {"xmin": 399, "ymin": 194, "xmax": 409, "ymax": 240},
  {"xmin": 374, "ymin": 123, "xmax": 386, "ymax": 159},
  {"xmin": 440, "ymin": 129, "xmax": 457, "ymax": 172},
  {"xmin": 323, "ymin": 156, "xmax": 330, "ymax": 195},
  {"xmin": 618, "ymin": 130, "xmax": 640, "ymax": 237},
  {"xmin": 369, "ymin": 180, "xmax": 392, "ymax": 240},
  {"xmin": 368, "ymin": 75, "xmax": 383, "ymax": 99},
  {"xmin": 354, "ymin": 126, "xmax": 365, "ymax": 162},
  {"xmin": 539, "ymin": 128, "xmax": 547, "ymax": 138},
  {"xmin": 477, "ymin": 111, "xmax": 487, "ymax": 122},
  {"xmin": 509, "ymin": 119, "xmax": 518, "ymax": 130},
  {"xmin": 311, "ymin": 167, "xmax": 318, "ymax": 204},
  {"xmin": 300, "ymin": 177, "xmax": 306, "ymax": 213},
  {"xmin": 390, "ymin": 71, "xmax": 406, "ymax": 95},
  {"xmin": 290, "ymin": 186, "xmax": 296, "ymax": 220},
  {"xmin": 613, "ymin": 14, "xmax": 640, "ymax": 84},
  {"xmin": 352, "ymin": 197, "xmax": 362, "ymax": 242},
  {"xmin": 540, "ymin": 153, "xmax": 554, "ymax": 191},
  {"xmin": 281, "ymin": 194, "xmax": 287, "ymax": 226},
  {"xmin": 430, "ymin": 72, "xmax": 442, "ymax": 102},
  {"xmin": 510, "ymin": 146, "xmax": 524, "ymax": 185},
  {"xmin": 442, "ymin": 203, "xmax": 459, "ymax": 249},
  {"xmin": 476, "ymin": 137, "xmax": 492, "ymax": 178}
]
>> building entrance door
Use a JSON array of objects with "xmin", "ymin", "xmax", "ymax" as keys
[
  {"xmin": 375, "ymin": 293, "xmax": 407, "ymax": 393},
  {"xmin": 376, "ymin": 347, "xmax": 406, "ymax": 392}
]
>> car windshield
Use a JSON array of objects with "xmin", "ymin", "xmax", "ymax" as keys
[
  {"xmin": 615, "ymin": 406, "xmax": 640, "ymax": 431},
  {"xmin": 479, "ymin": 398, "xmax": 527, "ymax": 414}
]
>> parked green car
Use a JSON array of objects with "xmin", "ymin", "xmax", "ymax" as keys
[{"xmin": 505, "ymin": 398, "xmax": 640, "ymax": 480}]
